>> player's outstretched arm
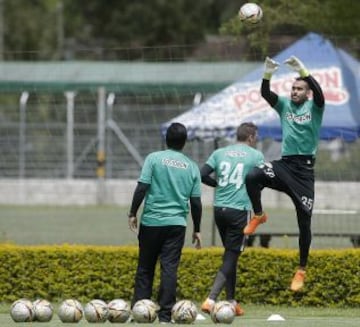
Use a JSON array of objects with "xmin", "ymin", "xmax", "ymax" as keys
[
  {"xmin": 304, "ymin": 75, "xmax": 325, "ymax": 108},
  {"xmin": 263, "ymin": 56, "xmax": 280, "ymax": 80},
  {"xmin": 284, "ymin": 56, "xmax": 324, "ymax": 108},
  {"xmin": 284, "ymin": 55, "xmax": 309, "ymax": 77},
  {"xmin": 261, "ymin": 57, "xmax": 279, "ymax": 107}
]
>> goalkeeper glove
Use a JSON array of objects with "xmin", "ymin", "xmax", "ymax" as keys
[
  {"xmin": 263, "ymin": 56, "xmax": 280, "ymax": 80},
  {"xmin": 284, "ymin": 55, "xmax": 309, "ymax": 77}
]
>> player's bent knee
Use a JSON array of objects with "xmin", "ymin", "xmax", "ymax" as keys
[{"xmin": 245, "ymin": 166, "xmax": 264, "ymax": 185}]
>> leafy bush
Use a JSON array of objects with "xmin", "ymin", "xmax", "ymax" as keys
[{"xmin": 0, "ymin": 245, "xmax": 359, "ymax": 307}]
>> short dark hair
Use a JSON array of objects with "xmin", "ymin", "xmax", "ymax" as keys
[
  {"xmin": 236, "ymin": 122, "xmax": 258, "ymax": 141},
  {"xmin": 295, "ymin": 77, "xmax": 310, "ymax": 89},
  {"xmin": 166, "ymin": 122, "xmax": 187, "ymax": 150}
]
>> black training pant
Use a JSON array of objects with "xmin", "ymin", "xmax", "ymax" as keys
[
  {"xmin": 132, "ymin": 224, "xmax": 186, "ymax": 322},
  {"xmin": 208, "ymin": 207, "xmax": 249, "ymax": 301},
  {"xmin": 245, "ymin": 156, "xmax": 315, "ymax": 268}
]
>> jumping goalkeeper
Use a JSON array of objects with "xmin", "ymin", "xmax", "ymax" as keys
[{"xmin": 244, "ymin": 56, "xmax": 325, "ymax": 291}]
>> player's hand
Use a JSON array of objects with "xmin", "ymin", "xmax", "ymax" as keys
[
  {"xmin": 263, "ymin": 57, "xmax": 279, "ymax": 79},
  {"xmin": 128, "ymin": 216, "xmax": 138, "ymax": 234},
  {"xmin": 284, "ymin": 55, "xmax": 309, "ymax": 77},
  {"xmin": 192, "ymin": 232, "xmax": 202, "ymax": 249}
]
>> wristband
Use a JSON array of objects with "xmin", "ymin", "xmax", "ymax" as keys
[
  {"xmin": 263, "ymin": 72, "xmax": 272, "ymax": 80},
  {"xmin": 299, "ymin": 68, "xmax": 309, "ymax": 78}
]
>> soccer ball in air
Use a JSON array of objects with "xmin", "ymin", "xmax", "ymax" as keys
[
  {"xmin": 57, "ymin": 299, "xmax": 83, "ymax": 323},
  {"xmin": 107, "ymin": 299, "xmax": 131, "ymax": 323},
  {"xmin": 171, "ymin": 299, "xmax": 198, "ymax": 324},
  {"xmin": 238, "ymin": 3, "xmax": 263, "ymax": 24},
  {"xmin": 131, "ymin": 299, "xmax": 158, "ymax": 323},
  {"xmin": 210, "ymin": 301, "xmax": 236, "ymax": 324},
  {"xmin": 84, "ymin": 299, "xmax": 109, "ymax": 323},
  {"xmin": 10, "ymin": 298, "xmax": 34, "ymax": 322},
  {"xmin": 33, "ymin": 299, "xmax": 54, "ymax": 322}
]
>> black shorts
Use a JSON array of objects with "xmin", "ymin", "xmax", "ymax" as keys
[
  {"xmin": 259, "ymin": 155, "xmax": 315, "ymax": 216},
  {"xmin": 214, "ymin": 207, "xmax": 250, "ymax": 253}
]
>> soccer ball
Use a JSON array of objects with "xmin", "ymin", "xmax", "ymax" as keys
[
  {"xmin": 10, "ymin": 298, "xmax": 34, "ymax": 322},
  {"xmin": 57, "ymin": 299, "xmax": 83, "ymax": 323},
  {"xmin": 238, "ymin": 2, "xmax": 263, "ymax": 24},
  {"xmin": 84, "ymin": 299, "xmax": 109, "ymax": 323},
  {"xmin": 131, "ymin": 299, "xmax": 158, "ymax": 323},
  {"xmin": 33, "ymin": 299, "xmax": 54, "ymax": 322},
  {"xmin": 210, "ymin": 301, "xmax": 236, "ymax": 324},
  {"xmin": 107, "ymin": 299, "xmax": 131, "ymax": 323},
  {"xmin": 171, "ymin": 299, "xmax": 198, "ymax": 324}
]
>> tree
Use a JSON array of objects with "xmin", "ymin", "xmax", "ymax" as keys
[
  {"xmin": 61, "ymin": 0, "xmax": 214, "ymax": 60},
  {"xmin": 3, "ymin": 0, "xmax": 217, "ymax": 60},
  {"xmin": 4, "ymin": 0, "xmax": 60, "ymax": 60},
  {"xmin": 220, "ymin": 0, "xmax": 360, "ymax": 59},
  {"xmin": 2, "ymin": 0, "xmax": 359, "ymax": 61}
]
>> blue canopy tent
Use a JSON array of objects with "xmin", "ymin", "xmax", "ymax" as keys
[{"xmin": 162, "ymin": 33, "xmax": 360, "ymax": 142}]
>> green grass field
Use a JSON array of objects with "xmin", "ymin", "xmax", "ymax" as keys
[
  {"xmin": 0, "ymin": 205, "xmax": 357, "ymax": 248},
  {"xmin": 0, "ymin": 304, "xmax": 359, "ymax": 326}
]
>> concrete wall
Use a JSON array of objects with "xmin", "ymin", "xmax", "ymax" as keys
[{"xmin": 0, "ymin": 179, "xmax": 358, "ymax": 211}]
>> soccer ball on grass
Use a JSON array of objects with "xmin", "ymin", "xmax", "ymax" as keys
[
  {"xmin": 107, "ymin": 299, "xmax": 131, "ymax": 323},
  {"xmin": 131, "ymin": 299, "xmax": 158, "ymax": 323},
  {"xmin": 84, "ymin": 299, "xmax": 109, "ymax": 323},
  {"xmin": 33, "ymin": 299, "xmax": 54, "ymax": 322},
  {"xmin": 57, "ymin": 299, "xmax": 83, "ymax": 323},
  {"xmin": 210, "ymin": 301, "xmax": 236, "ymax": 324},
  {"xmin": 171, "ymin": 299, "xmax": 198, "ymax": 324},
  {"xmin": 10, "ymin": 298, "xmax": 34, "ymax": 322}
]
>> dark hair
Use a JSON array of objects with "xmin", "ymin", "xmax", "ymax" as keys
[
  {"xmin": 236, "ymin": 122, "xmax": 258, "ymax": 141},
  {"xmin": 166, "ymin": 122, "xmax": 187, "ymax": 150},
  {"xmin": 295, "ymin": 77, "xmax": 310, "ymax": 89}
]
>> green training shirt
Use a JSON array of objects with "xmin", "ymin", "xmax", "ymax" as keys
[
  {"xmin": 139, "ymin": 149, "xmax": 201, "ymax": 227},
  {"xmin": 206, "ymin": 143, "xmax": 264, "ymax": 210},
  {"xmin": 274, "ymin": 96, "xmax": 324, "ymax": 156}
]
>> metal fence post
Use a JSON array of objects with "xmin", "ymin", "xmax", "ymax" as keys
[
  {"xmin": 65, "ymin": 91, "xmax": 76, "ymax": 179},
  {"xmin": 19, "ymin": 91, "xmax": 29, "ymax": 179},
  {"xmin": 97, "ymin": 87, "xmax": 106, "ymax": 204},
  {"xmin": 106, "ymin": 93, "xmax": 115, "ymax": 178}
]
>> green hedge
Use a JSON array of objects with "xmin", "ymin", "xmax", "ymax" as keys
[{"xmin": 0, "ymin": 244, "xmax": 359, "ymax": 307}]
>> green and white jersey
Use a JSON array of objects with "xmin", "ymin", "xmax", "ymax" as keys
[
  {"xmin": 139, "ymin": 149, "xmax": 201, "ymax": 227},
  {"xmin": 274, "ymin": 96, "xmax": 324, "ymax": 156},
  {"xmin": 206, "ymin": 144, "xmax": 264, "ymax": 210}
]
